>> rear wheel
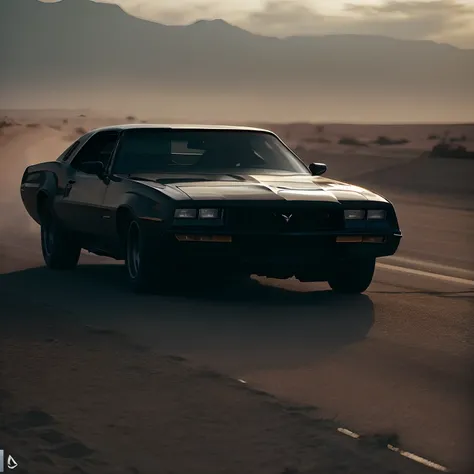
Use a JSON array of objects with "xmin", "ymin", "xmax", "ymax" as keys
[
  {"xmin": 328, "ymin": 258, "xmax": 375, "ymax": 294},
  {"xmin": 40, "ymin": 210, "xmax": 81, "ymax": 270}
]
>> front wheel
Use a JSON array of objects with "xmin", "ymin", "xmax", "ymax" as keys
[
  {"xmin": 40, "ymin": 214, "xmax": 81, "ymax": 270},
  {"xmin": 125, "ymin": 220, "xmax": 163, "ymax": 293},
  {"xmin": 328, "ymin": 258, "xmax": 375, "ymax": 294}
]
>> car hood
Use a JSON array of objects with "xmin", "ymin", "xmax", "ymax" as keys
[{"xmin": 126, "ymin": 173, "xmax": 389, "ymax": 203}]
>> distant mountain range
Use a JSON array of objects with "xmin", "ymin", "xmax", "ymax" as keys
[{"xmin": 1, "ymin": 0, "xmax": 473, "ymax": 122}]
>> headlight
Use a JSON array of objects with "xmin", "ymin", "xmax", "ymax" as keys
[
  {"xmin": 367, "ymin": 210, "xmax": 386, "ymax": 220},
  {"xmin": 174, "ymin": 208, "xmax": 222, "ymax": 219},
  {"xmin": 199, "ymin": 208, "xmax": 220, "ymax": 219},
  {"xmin": 344, "ymin": 209, "xmax": 366, "ymax": 220},
  {"xmin": 174, "ymin": 208, "xmax": 197, "ymax": 219}
]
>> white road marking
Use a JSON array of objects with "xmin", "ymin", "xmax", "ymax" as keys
[
  {"xmin": 386, "ymin": 256, "xmax": 474, "ymax": 278},
  {"xmin": 387, "ymin": 445, "xmax": 450, "ymax": 472},
  {"xmin": 336, "ymin": 428, "xmax": 449, "ymax": 471},
  {"xmin": 377, "ymin": 263, "xmax": 474, "ymax": 287},
  {"xmin": 337, "ymin": 427, "xmax": 360, "ymax": 439}
]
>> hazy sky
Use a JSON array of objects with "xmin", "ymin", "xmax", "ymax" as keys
[
  {"xmin": 45, "ymin": 0, "xmax": 474, "ymax": 47},
  {"xmin": 5, "ymin": 0, "xmax": 472, "ymax": 120}
]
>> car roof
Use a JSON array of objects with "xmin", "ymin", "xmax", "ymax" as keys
[{"xmin": 89, "ymin": 124, "xmax": 274, "ymax": 133}]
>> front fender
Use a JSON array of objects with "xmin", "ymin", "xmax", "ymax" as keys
[{"xmin": 113, "ymin": 187, "xmax": 175, "ymax": 235}]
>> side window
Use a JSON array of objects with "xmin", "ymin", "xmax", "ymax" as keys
[
  {"xmin": 57, "ymin": 140, "xmax": 80, "ymax": 162},
  {"xmin": 70, "ymin": 131, "xmax": 120, "ymax": 172}
]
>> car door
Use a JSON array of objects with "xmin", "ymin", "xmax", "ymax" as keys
[{"xmin": 55, "ymin": 130, "xmax": 120, "ymax": 240}]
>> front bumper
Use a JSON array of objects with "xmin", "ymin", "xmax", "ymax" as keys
[{"xmin": 157, "ymin": 229, "xmax": 402, "ymax": 277}]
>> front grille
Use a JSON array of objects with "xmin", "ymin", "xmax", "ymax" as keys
[
  {"xmin": 233, "ymin": 234, "xmax": 335, "ymax": 256},
  {"xmin": 226, "ymin": 207, "xmax": 343, "ymax": 233}
]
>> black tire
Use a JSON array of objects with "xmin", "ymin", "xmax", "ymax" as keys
[
  {"xmin": 40, "ymin": 211, "xmax": 81, "ymax": 270},
  {"xmin": 125, "ymin": 220, "xmax": 162, "ymax": 293},
  {"xmin": 328, "ymin": 258, "xmax": 375, "ymax": 294}
]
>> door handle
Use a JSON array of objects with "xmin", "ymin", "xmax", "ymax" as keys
[{"xmin": 68, "ymin": 179, "xmax": 76, "ymax": 184}]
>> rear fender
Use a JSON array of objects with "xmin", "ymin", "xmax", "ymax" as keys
[{"xmin": 20, "ymin": 162, "xmax": 62, "ymax": 224}]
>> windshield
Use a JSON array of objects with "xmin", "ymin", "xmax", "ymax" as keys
[{"xmin": 112, "ymin": 129, "xmax": 309, "ymax": 175}]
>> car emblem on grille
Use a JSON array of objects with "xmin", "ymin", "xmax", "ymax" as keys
[{"xmin": 281, "ymin": 214, "xmax": 292, "ymax": 223}]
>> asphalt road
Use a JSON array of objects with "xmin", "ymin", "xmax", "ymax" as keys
[{"xmin": 1, "ymin": 205, "xmax": 473, "ymax": 473}]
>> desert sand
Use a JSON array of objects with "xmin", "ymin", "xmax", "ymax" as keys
[{"xmin": 1, "ymin": 111, "xmax": 473, "ymax": 474}]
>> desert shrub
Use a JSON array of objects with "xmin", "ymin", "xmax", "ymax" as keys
[
  {"xmin": 427, "ymin": 134, "xmax": 439, "ymax": 140},
  {"xmin": 75, "ymin": 126, "xmax": 87, "ymax": 136},
  {"xmin": 126, "ymin": 115, "xmax": 137, "ymax": 121},
  {"xmin": 431, "ymin": 143, "xmax": 449, "ymax": 156},
  {"xmin": 431, "ymin": 143, "xmax": 474, "ymax": 159},
  {"xmin": 63, "ymin": 118, "xmax": 69, "ymax": 124},
  {"xmin": 372, "ymin": 136, "xmax": 409, "ymax": 146},
  {"xmin": 140, "ymin": 119, "xmax": 148, "ymax": 124},
  {"xmin": 315, "ymin": 125, "xmax": 325, "ymax": 133},
  {"xmin": 26, "ymin": 123, "xmax": 40, "ymax": 128},
  {"xmin": 78, "ymin": 114, "xmax": 86, "ymax": 118},
  {"xmin": 0, "ymin": 118, "xmax": 14, "ymax": 129},
  {"xmin": 338, "ymin": 136, "xmax": 367, "ymax": 146},
  {"xmin": 450, "ymin": 135, "xmax": 467, "ymax": 142}
]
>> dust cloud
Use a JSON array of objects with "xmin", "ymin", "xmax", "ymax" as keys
[{"xmin": 0, "ymin": 122, "xmax": 75, "ymax": 235}]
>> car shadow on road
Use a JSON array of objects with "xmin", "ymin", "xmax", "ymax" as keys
[{"xmin": 0, "ymin": 263, "xmax": 375, "ymax": 372}]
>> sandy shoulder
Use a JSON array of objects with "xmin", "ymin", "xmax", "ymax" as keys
[{"xmin": 0, "ymin": 296, "xmax": 433, "ymax": 474}]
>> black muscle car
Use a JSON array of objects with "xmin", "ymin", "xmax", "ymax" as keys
[{"xmin": 20, "ymin": 124, "xmax": 402, "ymax": 293}]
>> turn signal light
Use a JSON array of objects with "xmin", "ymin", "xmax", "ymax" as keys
[
  {"xmin": 363, "ymin": 236, "xmax": 385, "ymax": 243},
  {"xmin": 336, "ymin": 236, "xmax": 386, "ymax": 243},
  {"xmin": 175, "ymin": 234, "xmax": 232, "ymax": 243}
]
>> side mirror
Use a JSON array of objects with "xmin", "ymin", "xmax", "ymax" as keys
[
  {"xmin": 309, "ymin": 162, "xmax": 327, "ymax": 176},
  {"xmin": 80, "ymin": 161, "xmax": 105, "ymax": 177}
]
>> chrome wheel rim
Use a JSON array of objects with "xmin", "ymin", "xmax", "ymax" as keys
[{"xmin": 127, "ymin": 223, "xmax": 140, "ymax": 279}]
